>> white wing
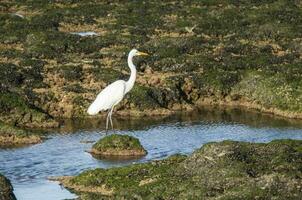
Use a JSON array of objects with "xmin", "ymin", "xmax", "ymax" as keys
[{"xmin": 87, "ymin": 80, "xmax": 126, "ymax": 115}]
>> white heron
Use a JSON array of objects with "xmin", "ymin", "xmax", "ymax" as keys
[{"xmin": 87, "ymin": 49, "xmax": 149, "ymax": 130}]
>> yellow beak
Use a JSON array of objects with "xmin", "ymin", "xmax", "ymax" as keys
[{"xmin": 137, "ymin": 51, "xmax": 149, "ymax": 56}]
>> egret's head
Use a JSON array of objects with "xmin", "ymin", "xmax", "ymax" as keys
[{"xmin": 130, "ymin": 49, "xmax": 149, "ymax": 57}]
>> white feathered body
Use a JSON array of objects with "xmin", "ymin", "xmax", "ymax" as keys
[
  {"xmin": 87, "ymin": 49, "xmax": 139, "ymax": 116},
  {"xmin": 87, "ymin": 80, "xmax": 126, "ymax": 115}
]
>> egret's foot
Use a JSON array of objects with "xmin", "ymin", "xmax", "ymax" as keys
[{"xmin": 104, "ymin": 129, "xmax": 114, "ymax": 135}]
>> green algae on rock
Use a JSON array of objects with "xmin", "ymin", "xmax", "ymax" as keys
[
  {"xmin": 0, "ymin": 0, "xmax": 302, "ymax": 137},
  {"xmin": 0, "ymin": 174, "xmax": 16, "ymax": 200},
  {"xmin": 0, "ymin": 91, "xmax": 59, "ymax": 129},
  {"xmin": 0, "ymin": 122, "xmax": 42, "ymax": 147},
  {"xmin": 60, "ymin": 139, "xmax": 302, "ymax": 199},
  {"xmin": 89, "ymin": 134, "xmax": 147, "ymax": 156}
]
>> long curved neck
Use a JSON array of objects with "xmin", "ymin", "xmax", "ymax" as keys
[{"xmin": 125, "ymin": 53, "xmax": 136, "ymax": 94}]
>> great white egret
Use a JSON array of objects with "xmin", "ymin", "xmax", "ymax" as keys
[{"xmin": 87, "ymin": 49, "xmax": 149, "ymax": 130}]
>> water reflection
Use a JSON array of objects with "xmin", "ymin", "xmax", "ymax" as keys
[
  {"xmin": 60, "ymin": 106, "xmax": 302, "ymax": 133},
  {"xmin": 91, "ymin": 154, "xmax": 145, "ymax": 162}
]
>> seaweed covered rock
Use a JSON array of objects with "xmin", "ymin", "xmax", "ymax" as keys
[
  {"xmin": 89, "ymin": 134, "xmax": 147, "ymax": 156},
  {"xmin": 0, "ymin": 174, "xmax": 16, "ymax": 200},
  {"xmin": 60, "ymin": 139, "xmax": 302, "ymax": 199},
  {"xmin": 0, "ymin": 91, "xmax": 59, "ymax": 128},
  {"xmin": 0, "ymin": 0, "xmax": 301, "ymax": 124},
  {"xmin": 0, "ymin": 122, "xmax": 42, "ymax": 146}
]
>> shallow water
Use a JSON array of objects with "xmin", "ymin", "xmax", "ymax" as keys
[
  {"xmin": 71, "ymin": 31, "xmax": 98, "ymax": 36},
  {"xmin": 1, "ymin": 108, "xmax": 302, "ymax": 200}
]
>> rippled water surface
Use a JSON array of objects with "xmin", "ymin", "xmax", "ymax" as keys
[{"xmin": 1, "ymin": 108, "xmax": 302, "ymax": 200}]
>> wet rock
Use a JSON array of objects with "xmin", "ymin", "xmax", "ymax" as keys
[
  {"xmin": 0, "ymin": 174, "xmax": 16, "ymax": 200},
  {"xmin": 60, "ymin": 139, "xmax": 302, "ymax": 199},
  {"xmin": 144, "ymin": 66, "xmax": 153, "ymax": 74},
  {"xmin": 0, "ymin": 92, "xmax": 59, "ymax": 129},
  {"xmin": 147, "ymin": 76, "xmax": 160, "ymax": 85},
  {"xmin": 0, "ymin": 0, "xmax": 301, "ymax": 134},
  {"xmin": 126, "ymin": 84, "xmax": 162, "ymax": 110},
  {"xmin": 0, "ymin": 122, "xmax": 42, "ymax": 147},
  {"xmin": 59, "ymin": 65, "xmax": 83, "ymax": 81},
  {"xmin": 89, "ymin": 134, "xmax": 147, "ymax": 156}
]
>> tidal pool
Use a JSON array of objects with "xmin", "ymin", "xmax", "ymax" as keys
[{"xmin": 1, "ymin": 107, "xmax": 302, "ymax": 200}]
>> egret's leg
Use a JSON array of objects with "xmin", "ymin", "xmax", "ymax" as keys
[
  {"xmin": 105, "ymin": 110, "xmax": 110, "ymax": 132},
  {"xmin": 109, "ymin": 106, "xmax": 115, "ymax": 130}
]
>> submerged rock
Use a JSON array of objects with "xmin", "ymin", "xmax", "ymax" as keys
[
  {"xmin": 89, "ymin": 134, "xmax": 147, "ymax": 157},
  {"xmin": 0, "ymin": 174, "xmax": 16, "ymax": 200},
  {"xmin": 60, "ymin": 139, "xmax": 302, "ymax": 199}
]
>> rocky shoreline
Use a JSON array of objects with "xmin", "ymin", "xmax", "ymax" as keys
[
  {"xmin": 57, "ymin": 139, "xmax": 302, "ymax": 199},
  {"xmin": 0, "ymin": 1, "xmax": 301, "ymax": 199},
  {"xmin": 2, "ymin": 102, "xmax": 302, "ymax": 146},
  {"xmin": 0, "ymin": 174, "xmax": 16, "ymax": 200},
  {"xmin": 0, "ymin": 0, "xmax": 301, "ymax": 142},
  {"xmin": 196, "ymin": 97, "xmax": 302, "ymax": 120},
  {"xmin": 0, "ymin": 122, "xmax": 42, "ymax": 147}
]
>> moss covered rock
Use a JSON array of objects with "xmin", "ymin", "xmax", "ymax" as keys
[
  {"xmin": 60, "ymin": 139, "xmax": 302, "ymax": 199},
  {"xmin": 0, "ymin": 0, "xmax": 302, "ymax": 132},
  {"xmin": 0, "ymin": 122, "xmax": 42, "ymax": 147},
  {"xmin": 0, "ymin": 174, "xmax": 16, "ymax": 200},
  {"xmin": 0, "ymin": 91, "xmax": 59, "ymax": 129},
  {"xmin": 89, "ymin": 134, "xmax": 147, "ymax": 156}
]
